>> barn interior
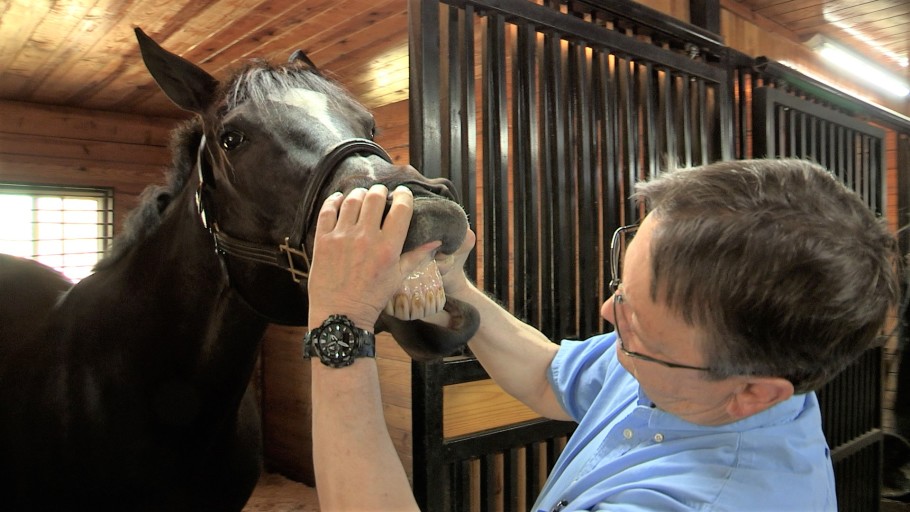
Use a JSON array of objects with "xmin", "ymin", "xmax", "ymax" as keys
[{"xmin": 1, "ymin": 0, "xmax": 909, "ymax": 510}]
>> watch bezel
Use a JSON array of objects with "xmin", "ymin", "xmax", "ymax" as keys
[{"xmin": 304, "ymin": 315, "xmax": 375, "ymax": 368}]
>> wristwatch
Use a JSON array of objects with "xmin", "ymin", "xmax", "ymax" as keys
[{"xmin": 303, "ymin": 314, "xmax": 376, "ymax": 368}]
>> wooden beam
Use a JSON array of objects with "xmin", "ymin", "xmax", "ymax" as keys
[
  {"xmin": 690, "ymin": 0, "xmax": 720, "ymax": 34},
  {"xmin": 0, "ymin": 100, "xmax": 177, "ymax": 146}
]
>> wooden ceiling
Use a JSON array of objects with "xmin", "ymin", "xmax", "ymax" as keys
[
  {"xmin": 0, "ymin": 0, "xmax": 411, "ymax": 119},
  {"xmin": 731, "ymin": 0, "xmax": 910, "ymax": 68},
  {"xmin": 0, "ymin": 0, "xmax": 906, "ymax": 120}
]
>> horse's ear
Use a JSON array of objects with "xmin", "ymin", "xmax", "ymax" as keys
[
  {"xmin": 135, "ymin": 27, "xmax": 219, "ymax": 114},
  {"xmin": 288, "ymin": 49, "xmax": 320, "ymax": 74}
]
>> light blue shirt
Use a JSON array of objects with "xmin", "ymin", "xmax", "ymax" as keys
[{"xmin": 533, "ymin": 333, "xmax": 836, "ymax": 511}]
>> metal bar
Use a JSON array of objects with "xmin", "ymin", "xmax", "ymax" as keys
[
  {"xmin": 481, "ymin": 454, "xmax": 497, "ymax": 511},
  {"xmin": 411, "ymin": 360, "xmax": 447, "ymax": 511},
  {"xmin": 567, "ymin": 0, "xmax": 724, "ymax": 48},
  {"xmin": 512, "ymin": 21, "xmax": 540, "ymax": 325},
  {"xmin": 680, "ymin": 73, "xmax": 693, "ymax": 167},
  {"xmin": 481, "ymin": 12, "xmax": 510, "ymax": 299},
  {"xmin": 696, "ymin": 77, "xmax": 708, "ymax": 164},
  {"xmin": 663, "ymin": 69, "xmax": 678, "ymax": 169},
  {"xmin": 643, "ymin": 63, "xmax": 658, "ymax": 180},
  {"xmin": 526, "ymin": 443, "xmax": 542, "ymax": 505},
  {"xmin": 460, "ymin": 4, "xmax": 479, "ymax": 281},
  {"xmin": 504, "ymin": 448, "xmax": 519, "ymax": 512},
  {"xmin": 454, "ymin": 0, "xmax": 727, "ymax": 82},
  {"xmin": 573, "ymin": 40, "xmax": 596, "ymax": 338},
  {"xmin": 409, "ymin": 0, "xmax": 442, "ymax": 180},
  {"xmin": 620, "ymin": 58, "xmax": 639, "ymax": 221},
  {"xmin": 539, "ymin": 28, "xmax": 560, "ymax": 338},
  {"xmin": 689, "ymin": 0, "xmax": 720, "ymax": 34},
  {"xmin": 445, "ymin": 419, "xmax": 576, "ymax": 460}
]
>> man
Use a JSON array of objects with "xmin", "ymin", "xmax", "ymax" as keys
[{"xmin": 306, "ymin": 159, "xmax": 898, "ymax": 510}]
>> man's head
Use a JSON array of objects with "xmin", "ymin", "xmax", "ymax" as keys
[{"xmin": 631, "ymin": 158, "xmax": 898, "ymax": 395}]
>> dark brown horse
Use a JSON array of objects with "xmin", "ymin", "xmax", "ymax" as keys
[{"xmin": 0, "ymin": 29, "xmax": 477, "ymax": 511}]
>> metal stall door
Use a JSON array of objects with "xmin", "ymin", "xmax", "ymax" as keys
[
  {"xmin": 409, "ymin": 0, "xmax": 733, "ymax": 509},
  {"xmin": 753, "ymin": 85, "xmax": 887, "ymax": 512}
]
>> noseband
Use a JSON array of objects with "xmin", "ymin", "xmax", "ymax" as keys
[{"xmin": 196, "ymin": 136, "xmax": 392, "ymax": 283}]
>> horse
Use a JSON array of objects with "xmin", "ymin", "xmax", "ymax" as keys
[{"xmin": 0, "ymin": 28, "xmax": 478, "ymax": 511}]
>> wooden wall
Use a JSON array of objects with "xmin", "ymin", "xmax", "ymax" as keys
[{"xmin": 0, "ymin": 100, "xmax": 179, "ymax": 230}]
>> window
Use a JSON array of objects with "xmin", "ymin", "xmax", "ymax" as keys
[{"xmin": 0, "ymin": 184, "xmax": 114, "ymax": 282}]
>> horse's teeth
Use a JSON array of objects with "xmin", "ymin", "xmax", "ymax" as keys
[{"xmin": 385, "ymin": 259, "xmax": 446, "ymax": 320}]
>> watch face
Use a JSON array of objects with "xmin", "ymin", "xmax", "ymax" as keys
[{"xmin": 316, "ymin": 322, "xmax": 360, "ymax": 367}]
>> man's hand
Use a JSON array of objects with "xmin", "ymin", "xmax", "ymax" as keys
[
  {"xmin": 307, "ymin": 184, "xmax": 441, "ymax": 330},
  {"xmin": 433, "ymin": 227, "xmax": 476, "ymax": 298}
]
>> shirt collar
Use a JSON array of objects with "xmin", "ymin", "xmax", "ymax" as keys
[{"xmin": 637, "ymin": 385, "xmax": 809, "ymax": 432}]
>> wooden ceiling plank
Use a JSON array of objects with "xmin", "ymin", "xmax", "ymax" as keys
[
  {"xmin": 103, "ymin": 0, "xmax": 338, "ymax": 111},
  {"xmin": 753, "ymin": 0, "xmax": 826, "ymax": 19},
  {"xmin": 193, "ymin": 0, "xmax": 340, "ymax": 71},
  {"xmin": 0, "ymin": 0, "xmax": 104, "ymax": 101},
  {"xmin": 738, "ymin": 0, "xmax": 798, "ymax": 11},
  {"xmin": 0, "ymin": 0, "xmax": 54, "ymax": 84},
  {"xmin": 110, "ymin": 0, "xmax": 405, "ymax": 112},
  {"xmin": 82, "ymin": 0, "xmax": 270, "ymax": 109},
  {"xmin": 188, "ymin": 0, "xmax": 318, "ymax": 63},
  {"xmin": 785, "ymin": 0, "xmax": 908, "ymax": 32},
  {"xmin": 788, "ymin": 6, "xmax": 908, "ymax": 33},
  {"xmin": 307, "ymin": 8, "xmax": 409, "ymax": 74},
  {"xmin": 24, "ymin": 0, "xmax": 197, "ymax": 108}
]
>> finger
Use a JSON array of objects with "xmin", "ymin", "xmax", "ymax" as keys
[
  {"xmin": 358, "ymin": 184, "xmax": 390, "ymax": 229},
  {"xmin": 314, "ymin": 192, "xmax": 344, "ymax": 236},
  {"xmin": 399, "ymin": 240, "xmax": 442, "ymax": 276},
  {"xmin": 336, "ymin": 187, "xmax": 368, "ymax": 227},
  {"xmin": 382, "ymin": 186, "xmax": 415, "ymax": 243}
]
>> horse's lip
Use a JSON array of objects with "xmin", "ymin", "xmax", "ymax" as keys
[{"xmin": 396, "ymin": 179, "xmax": 459, "ymax": 202}]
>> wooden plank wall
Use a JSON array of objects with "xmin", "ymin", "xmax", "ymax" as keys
[{"xmin": 0, "ymin": 100, "xmax": 178, "ymax": 230}]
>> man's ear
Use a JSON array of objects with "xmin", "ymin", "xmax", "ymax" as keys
[{"xmin": 726, "ymin": 377, "xmax": 795, "ymax": 420}]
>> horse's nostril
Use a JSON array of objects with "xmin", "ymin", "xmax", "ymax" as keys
[{"xmin": 398, "ymin": 178, "xmax": 460, "ymax": 202}]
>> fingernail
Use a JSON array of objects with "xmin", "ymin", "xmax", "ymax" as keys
[
  {"xmin": 396, "ymin": 185, "xmax": 412, "ymax": 193},
  {"xmin": 329, "ymin": 191, "xmax": 343, "ymax": 199}
]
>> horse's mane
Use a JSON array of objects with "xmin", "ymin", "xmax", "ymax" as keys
[{"xmin": 94, "ymin": 58, "xmax": 353, "ymax": 270}]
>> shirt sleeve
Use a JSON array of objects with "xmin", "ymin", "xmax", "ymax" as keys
[{"xmin": 548, "ymin": 332, "xmax": 624, "ymax": 421}]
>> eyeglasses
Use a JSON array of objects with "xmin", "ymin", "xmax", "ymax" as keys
[{"xmin": 609, "ymin": 223, "xmax": 712, "ymax": 372}]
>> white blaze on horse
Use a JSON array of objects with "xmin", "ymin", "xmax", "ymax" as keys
[{"xmin": 0, "ymin": 28, "xmax": 477, "ymax": 511}]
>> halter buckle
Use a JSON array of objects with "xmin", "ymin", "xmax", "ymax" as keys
[{"xmin": 279, "ymin": 237, "xmax": 310, "ymax": 283}]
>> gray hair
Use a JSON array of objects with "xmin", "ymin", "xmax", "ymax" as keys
[{"xmin": 633, "ymin": 159, "xmax": 898, "ymax": 393}]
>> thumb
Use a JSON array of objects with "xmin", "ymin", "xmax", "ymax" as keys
[{"xmin": 399, "ymin": 241, "xmax": 442, "ymax": 276}]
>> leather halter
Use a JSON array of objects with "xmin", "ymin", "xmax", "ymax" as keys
[{"xmin": 195, "ymin": 136, "xmax": 392, "ymax": 283}]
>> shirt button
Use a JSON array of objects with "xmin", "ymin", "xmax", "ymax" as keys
[
  {"xmin": 623, "ymin": 428, "xmax": 633, "ymax": 439},
  {"xmin": 653, "ymin": 433, "xmax": 664, "ymax": 443}
]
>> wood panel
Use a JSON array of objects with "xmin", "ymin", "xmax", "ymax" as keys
[
  {"xmin": 720, "ymin": 2, "xmax": 909, "ymax": 115},
  {"xmin": 0, "ymin": 100, "xmax": 176, "ymax": 231},
  {"xmin": 0, "ymin": 0, "xmax": 414, "ymax": 118},
  {"xmin": 260, "ymin": 324, "xmax": 315, "ymax": 486},
  {"xmin": 443, "ymin": 380, "xmax": 542, "ymax": 439},
  {"xmin": 0, "ymin": 0, "xmax": 906, "ymax": 120}
]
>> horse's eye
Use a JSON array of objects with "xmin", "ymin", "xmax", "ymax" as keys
[
  {"xmin": 370, "ymin": 124, "xmax": 376, "ymax": 140},
  {"xmin": 220, "ymin": 131, "xmax": 245, "ymax": 151}
]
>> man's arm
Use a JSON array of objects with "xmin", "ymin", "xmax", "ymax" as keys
[
  {"xmin": 307, "ymin": 185, "xmax": 431, "ymax": 510},
  {"xmin": 310, "ymin": 359, "xmax": 418, "ymax": 510},
  {"xmin": 429, "ymin": 230, "xmax": 571, "ymax": 421}
]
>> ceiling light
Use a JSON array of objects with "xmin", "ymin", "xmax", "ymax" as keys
[{"xmin": 806, "ymin": 34, "xmax": 910, "ymax": 97}]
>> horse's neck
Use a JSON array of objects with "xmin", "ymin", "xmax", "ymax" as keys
[{"xmin": 63, "ymin": 192, "xmax": 267, "ymax": 387}]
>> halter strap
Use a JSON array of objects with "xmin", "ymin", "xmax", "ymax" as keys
[{"xmin": 198, "ymin": 137, "xmax": 392, "ymax": 282}]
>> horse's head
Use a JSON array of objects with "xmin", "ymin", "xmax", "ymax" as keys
[{"xmin": 135, "ymin": 28, "xmax": 477, "ymax": 360}]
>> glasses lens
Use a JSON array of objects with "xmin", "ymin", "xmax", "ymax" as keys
[{"xmin": 610, "ymin": 225, "xmax": 636, "ymax": 292}]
